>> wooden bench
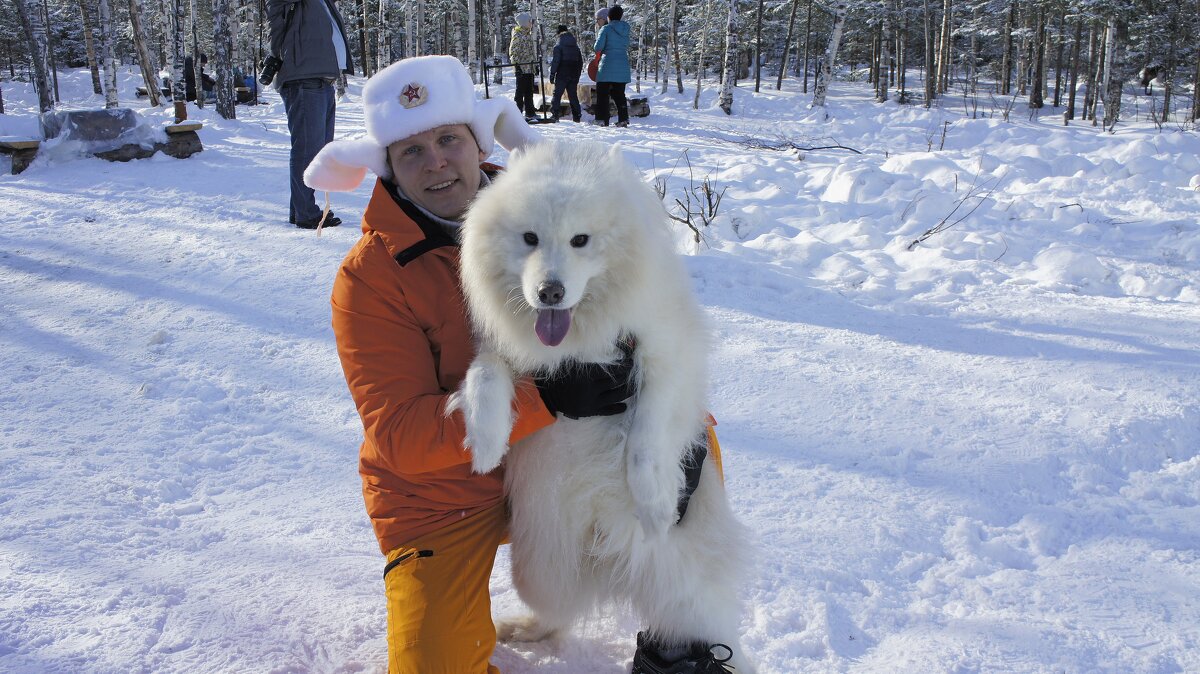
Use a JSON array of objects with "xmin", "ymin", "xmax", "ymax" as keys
[
  {"xmin": 137, "ymin": 86, "xmax": 258, "ymax": 104},
  {"xmin": 536, "ymin": 81, "xmax": 651, "ymax": 119},
  {"xmin": 163, "ymin": 122, "xmax": 204, "ymax": 159},
  {"xmin": 0, "ymin": 138, "xmax": 41, "ymax": 174}
]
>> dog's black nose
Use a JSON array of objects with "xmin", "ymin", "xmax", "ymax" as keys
[{"xmin": 538, "ymin": 281, "xmax": 565, "ymax": 306}]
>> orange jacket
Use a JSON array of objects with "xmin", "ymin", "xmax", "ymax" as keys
[{"xmin": 331, "ymin": 176, "xmax": 556, "ymax": 554}]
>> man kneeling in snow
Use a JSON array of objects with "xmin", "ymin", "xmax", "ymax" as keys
[{"xmin": 304, "ymin": 55, "xmax": 637, "ymax": 672}]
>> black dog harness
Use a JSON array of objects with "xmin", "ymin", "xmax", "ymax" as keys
[{"xmin": 674, "ymin": 434, "xmax": 709, "ymax": 525}]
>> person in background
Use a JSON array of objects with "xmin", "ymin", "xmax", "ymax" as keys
[
  {"xmin": 549, "ymin": 24, "xmax": 583, "ymax": 123},
  {"xmin": 509, "ymin": 11, "xmax": 539, "ymax": 121},
  {"xmin": 302, "ymin": 55, "xmax": 637, "ymax": 673},
  {"xmin": 183, "ymin": 54, "xmax": 217, "ymax": 102},
  {"xmin": 266, "ymin": 0, "xmax": 354, "ymax": 229},
  {"xmin": 593, "ymin": 4, "xmax": 631, "ymax": 127}
]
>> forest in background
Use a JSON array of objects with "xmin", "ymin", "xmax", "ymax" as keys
[{"xmin": 1, "ymin": 0, "xmax": 1197, "ymax": 129}]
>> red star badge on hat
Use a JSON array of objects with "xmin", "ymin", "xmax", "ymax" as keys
[{"xmin": 399, "ymin": 83, "xmax": 428, "ymax": 109}]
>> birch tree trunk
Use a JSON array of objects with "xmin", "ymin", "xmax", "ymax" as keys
[
  {"xmin": 694, "ymin": 0, "xmax": 711, "ymax": 109},
  {"xmin": 777, "ymin": 0, "xmax": 798, "ymax": 90},
  {"xmin": 1029, "ymin": 8, "xmax": 1044, "ymax": 108},
  {"xmin": 752, "ymin": 0, "xmax": 762, "ymax": 91},
  {"xmin": 935, "ymin": 0, "xmax": 950, "ymax": 93},
  {"xmin": 897, "ymin": 13, "xmax": 907, "ymax": 101},
  {"xmin": 1193, "ymin": 0, "xmax": 1200, "ymax": 122},
  {"xmin": 669, "ymin": 0, "xmax": 683, "ymax": 93},
  {"xmin": 213, "ymin": 0, "xmax": 236, "ymax": 118},
  {"xmin": 967, "ymin": 14, "xmax": 977, "ymax": 91},
  {"xmin": 490, "ymin": 0, "xmax": 502, "ymax": 83},
  {"xmin": 189, "ymin": 0, "xmax": 203, "ymax": 108},
  {"xmin": 466, "ymin": 0, "xmax": 476, "ymax": 81},
  {"xmin": 1159, "ymin": 37, "xmax": 1174, "ymax": 123},
  {"xmin": 812, "ymin": 0, "xmax": 846, "ymax": 108},
  {"xmin": 15, "ymin": 0, "xmax": 55, "ymax": 111},
  {"xmin": 172, "ymin": 0, "xmax": 188, "ymax": 121},
  {"xmin": 652, "ymin": 2, "xmax": 660, "ymax": 83},
  {"xmin": 80, "ymin": 0, "xmax": 104, "ymax": 94},
  {"xmin": 1101, "ymin": 18, "xmax": 1123, "ymax": 132},
  {"xmin": 877, "ymin": 9, "xmax": 891, "ymax": 102},
  {"xmin": 801, "ymin": 0, "xmax": 812, "ymax": 91},
  {"xmin": 159, "ymin": 0, "xmax": 172, "ymax": 69},
  {"xmin": 230, "ymin": 0, "xmax": 242, "ymax": 67},
  {"xmin": 356, "ymin": 0, "xmax": 370, "ymax": 76},
  {"xmin": 1065, "ymin": 17, "xmax": 1081, "ymax": 122},
  {"xmin": 1052, "ymin": 10, "xmax": 1065, "ymax": 106},
  {"xmin": 42, "ymin": 0, "xmax": 61, "ymax": 102},
  {"xmin": 1088, "ymin": 22, "xmax": 1105, "ymax": 123},
  {"xmin": 97, "ymin": 0, "xmax": 120, "ymax": 107},
  {"xmin": 718, "ymin": 0, "xmax": 738, "ymax": 113},
  {"xmin": 130, "ymin": 0, "xmax": 164, "ymax": 106},
  {"xmin": 1000, "ymin": 0, "xmax": 1014, "ymax": 94},
  {"xmin": 634, "ymin": 17, "xmax": 645, "ymax": 92},
  {"xmin": 922, "ymin": 0, "xmax": 934, "ymax": 106},
  {"xmin": 1016, "ymin": 11, "xmax": 1029, "ymax": 95},
  {"xmin": 1083, "ymin": 22, "xmax": 1098, "ymax": 120},
  {"xmin": 1099, "ymin": 17, "xmax": 1115, "ymax": 121}
]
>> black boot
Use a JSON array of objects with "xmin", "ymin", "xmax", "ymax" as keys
[{"xmin": 631, "ymin": 631, "xmax": 736, "ymax": 674}]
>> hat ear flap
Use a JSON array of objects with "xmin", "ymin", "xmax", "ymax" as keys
[
  {"xmin": 473, "ymin": 97, "xmax": 541, "ymax": 155},
  {"xmin": 304, "ymin": 138, "xmax": 390, "ymax": 192}
]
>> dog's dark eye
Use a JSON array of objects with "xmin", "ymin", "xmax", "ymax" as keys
[
  {"xmin": 523, "ymin": 232, "xmax": 538, "ymax": 246},
  {"xmin": 570, "ymin": 234, "xmax": 589, "ymax": 248}
]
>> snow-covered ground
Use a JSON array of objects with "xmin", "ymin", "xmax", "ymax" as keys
[{"xmin": 2, "ymin": 67, "xmax": 1198, "ymax": 674}]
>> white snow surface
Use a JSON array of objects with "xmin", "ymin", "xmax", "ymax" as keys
[{"xmin": 2, "ymin": 68, "xmax": 1199, "ymax": 674}]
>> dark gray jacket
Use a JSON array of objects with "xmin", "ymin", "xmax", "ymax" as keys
[
  {"xmin": 550, "ymin": 32, "xmax": 583, "ymax": 81},
  {"xmin": 266, "ymin": 0, "xmax": 354, "ymax": 88}
]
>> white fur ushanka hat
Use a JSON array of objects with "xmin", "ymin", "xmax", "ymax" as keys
[{"xmin": 304, "ymin": 55, "xmax": 540, "ymax": 192}]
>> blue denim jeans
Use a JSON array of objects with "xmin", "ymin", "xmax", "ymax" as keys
[{"xmin": 280, "ymin": 78, "xmax": 336, "ymax": 223}]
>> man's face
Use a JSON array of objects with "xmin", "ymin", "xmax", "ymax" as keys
[{"xmin": 387, "ymin": 124, "xmax": 487, "ymax": 220}]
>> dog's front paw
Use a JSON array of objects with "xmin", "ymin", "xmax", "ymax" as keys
[
  {"xmin": 448, "ymin": 353, "xmax": 516, "ymax": 474},
  {"xmin": 495, "ymin": 614, "xmax": 560, "ymax": 643},
  {"xmin": 626, "ymin": 451, "xmax": 681, "ymax": 540},
  {"xmin": 467, "ymin": 432, "xmax": 509, "ymax": 474}
]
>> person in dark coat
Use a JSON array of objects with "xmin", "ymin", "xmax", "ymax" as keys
[
  {"xmin": 549, "ymin": 25, "xmax": 583, "ymax": 123},
  {"xmin": 184, "ymin": 54, "xmax": 217, "ymax": 102}
]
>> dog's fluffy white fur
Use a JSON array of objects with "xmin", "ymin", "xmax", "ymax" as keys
[{"xmin": 448, "ymin": 140, "xmax": 754, "ymax": 671}]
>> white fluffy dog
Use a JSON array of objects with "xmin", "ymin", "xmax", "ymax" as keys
[{"xmin": 449, "ymin": 140, "xmax": 754, "ymax": 672}]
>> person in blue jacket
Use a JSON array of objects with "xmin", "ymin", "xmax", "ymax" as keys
[
  {"xmin": 550, "ymin": 25, "xmax": 584, "ymax": 122},
  {"xmin": 593, "ymin": 5, "xmax": 631, "ymax": 127}
]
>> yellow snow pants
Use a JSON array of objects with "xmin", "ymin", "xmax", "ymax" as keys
[
  {"xmin": 383, "ymin": 503, "xmax": 507, "ymax": 674},
  {"xmin": 381, "ymin": 421, "xmax": 724, "ymax": 674}
]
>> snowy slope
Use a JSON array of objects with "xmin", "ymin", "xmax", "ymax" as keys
[{"xmin": 1, "ymin": 68, "xmax": 1198, "ymax": 674}]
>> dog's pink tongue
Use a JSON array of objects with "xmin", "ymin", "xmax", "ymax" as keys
[{"xmin": 535, "ymin": 309, "xmax": 571, "ymax": 347}]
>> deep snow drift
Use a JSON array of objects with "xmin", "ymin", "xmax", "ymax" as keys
[{"xmin": 1, "ymin": 68, "xmax": 1198, "ymax": 673}]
